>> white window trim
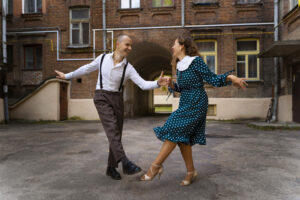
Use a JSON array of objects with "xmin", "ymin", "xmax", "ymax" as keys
[
  {"xmin": 120, "ymin": 0, "xmax": 141, "ymax": 9},
  {"xmin": 22, "ymin": 0, "xmax": 41, "ymax": 14},
  {"xmin": 69, "ymin": 8, "xmax": 90, "ymax": 46}
]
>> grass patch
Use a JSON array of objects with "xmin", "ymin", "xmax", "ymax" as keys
[
  {"xmin": 247, "ymin": 124, "xmax": 300, "ymax": 131},
  {"xmin": 68, "ymin": 116, "xmax": 84, "ymax": 121},
  {"xmin": 155, "ymin": 106, "xmax": 172, "ymax": 112}
]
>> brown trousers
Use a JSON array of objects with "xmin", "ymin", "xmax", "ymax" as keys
[{"xmin": 94, "ymin": 90, "xmax": 126, "ymax": 168}]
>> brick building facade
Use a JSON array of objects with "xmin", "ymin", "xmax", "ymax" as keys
[
  {"xmin": 4, "ymin": 0, "xmax": 276, "ymax": 118},
  {"xmin": 261, "ymin": 0, "xmax": 300, "ymax": 122}
]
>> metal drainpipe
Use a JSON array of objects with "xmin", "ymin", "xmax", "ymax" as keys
[
  {"xmin": 271, "ymin": 0, "xmax": 279, "ymax": 122},
  {"xmin": 181, "ymin": 0, "xmax": 185, "ymax": 27},
  {"xmin": 102, "ymin": 0, "xmax": 106, "ymax": 51},
  {"xmin": 2, "ymin": 0, "xmax": 9, "ymax": 123}
]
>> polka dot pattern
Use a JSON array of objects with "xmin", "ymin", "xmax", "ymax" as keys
[{"xmin": 154, "ymin": 56, "xmax": 232, "ymax": 146}]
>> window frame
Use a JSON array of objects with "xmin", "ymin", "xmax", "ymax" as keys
[
  {"xmin": 22, "ymin": 0, "xmax": 42, "ymax": 14},
  {"xmin": 69, "ymin": 8, "xmax": 90, "ymax": 47},
  {"xmin": 23, "ymin": 45, "xmax": 43, "ymax": 70},
  {"xmin": 152, "ymin": 0, "xmax": 174, "ymax": 8},
  {"xmin": 120, "ymin": 0, "xmax": 141, "ymax": 9},
  {"xmin": 236, "ymin": 39, "xmax": 260, "ymax": 80},
  {"xmin": 195, "ymin": 39, "xmax": 218, "ymax": 74},
  {"xmin": 289, "ymin": 0, "xmax": 298, "ymax": 10},
  {"xmin": 7, "ymin": 0, "xmax": 13, "ymax": 15}
]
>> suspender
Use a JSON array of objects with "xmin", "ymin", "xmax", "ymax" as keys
[
  {"xmin": 99, "ymin": 54, "xmax": 106, "ymax": 89},
  {"xmin": 99, "ymin": 54, "xmax": 128, "ymax": 92}
]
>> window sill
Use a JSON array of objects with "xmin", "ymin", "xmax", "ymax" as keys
[
  {"xmin": 234, "ymin": 1, "xmax": 263, "ymax": 8},
  {"xmin": 192, "ymin": 3, "xmax": 220, "ymax": 9},
  {"xmin": 117, "ymin": 8, "xmax": 143, "ymax": 13},
  {"xmin": 21, "ymin": 13, "xmax": 43, "ymax": 17},
  {"xmin": 67, "ymin": 44, "xmax": 91, "ymax": 49},
  {"xmin": 150, "ymin": 6, "xmax": 176, "ymax": 12},
  {"xmin": 22, "ymin": 68, "xmax": 42, "ymax": 71}
]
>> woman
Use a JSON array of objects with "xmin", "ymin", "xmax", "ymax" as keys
[{"xmin": 140, "ymin": 35, "xmax": 248, "ymax": 186}]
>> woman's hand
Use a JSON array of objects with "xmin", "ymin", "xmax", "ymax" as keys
[
  {"xmin": 227, "ymin": 75, "xmax": 248, "ymax": 89},
  {"xmin": 55, "ymin": 70, "xmax": 66, "ymax": 80}
]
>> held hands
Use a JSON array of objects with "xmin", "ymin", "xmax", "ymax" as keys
[
  {"xmin": 227, "ymin": 75, "xmax": 248, "ymax": 89},
  {"xmin": 157, "ymin": 71, "xmax": 171, "ymax": 87},
  {"xmin": 55, "ymin": 70, "xmax": 66, "ymax": 80}
]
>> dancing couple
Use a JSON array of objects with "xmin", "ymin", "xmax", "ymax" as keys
[{"xmin": 55, "ymin": 34, "xmax": 247, "ymax": 186}]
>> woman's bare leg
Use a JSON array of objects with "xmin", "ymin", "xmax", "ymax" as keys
[
  {"xmin": 178, "ymin": 143, "xmax": 196, "ymax": 183},
  {"xmin": 145, "ymin": 140, "xmax": 177, "ymax": 177}
]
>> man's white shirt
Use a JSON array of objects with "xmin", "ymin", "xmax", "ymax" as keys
[{"xmin": 65, "ymin": 52, "xmax": 159, "ymax": 91}]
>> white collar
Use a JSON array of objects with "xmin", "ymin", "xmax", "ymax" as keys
[{"xmin": 177, "ymin": 56, "xmax": 197, "ymax": 71}]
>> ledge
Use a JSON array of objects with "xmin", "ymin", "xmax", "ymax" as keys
[
  {"xmin": 234, "ymin": 1, "xmax": 263, "ymax": 8},
  {"xmin": 117, "ymin": 8, "xmax": 143, "ymax": 13},
  {"xmin": 149, "ymin": 6, "xmax": 176, "ymax": 12},
  {"xmin": 67, "ymin": 44, "xmax": 91, "ymax": 49}
]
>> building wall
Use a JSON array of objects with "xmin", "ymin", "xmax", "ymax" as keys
[
  {"xmin": 10, "ymin": 81, "xmax": 61, "ymax": 121},
  {"xmin": 6, "ymin": 0, "xmax": 275, "ymax": 118},
  {"xmin": 172, "ymin": 97, "xmax": 270, "ymax": 120}
]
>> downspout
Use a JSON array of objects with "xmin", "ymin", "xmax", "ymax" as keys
[
  {"xmin": 181, "ymin": 0, "xmax": 185, "ymax": 27},
  {"xmin": 102, "ymin": 0, "xmax": 106, "ymax": 51},
  {"xmin": 271, "ymin": 0, "xmax": 279, "ymax": 122},
  {"xmin": 2, "ymin": 0, "xmax": 9, "ymax": 123}
]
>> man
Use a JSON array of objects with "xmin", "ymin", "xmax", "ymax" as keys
[{"xmin": 55, "ymin": 35, "xmax": 169, "ymax": 180}]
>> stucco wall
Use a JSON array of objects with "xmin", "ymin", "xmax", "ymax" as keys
[
  {"xmin": 278, "ymin": 95, "xmax": 293, "ymax": 122},
  {"xmin": 10, "ymin": 82, "xmax": 60, "ymax": 121},
  {"xmin": 154, "ymin": 95, "xmax": 173, "ymax": 105},
  {"xmin": 68, "ymin": 99, "xmax": 99, "ymax": 120},
  {"xmin": 172, "ymin": 98, "xmax": 271, "ymax": 120},
  {"xmin": 0, "ymin": 98, "xmax": 4, "ymax": 122}
]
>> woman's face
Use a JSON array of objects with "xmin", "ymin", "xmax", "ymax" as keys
[{"xmin": 172, "ymin": 39, "xmax": 184, "ymax": 58}]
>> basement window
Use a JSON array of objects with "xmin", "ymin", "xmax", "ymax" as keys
[
  {"xmin": 70, "ymin": 8, "xmax": 90, "ymax": 47},
  {"xmin": 23, "ymin": 0, "xmax": 42, "ymax": 14}
]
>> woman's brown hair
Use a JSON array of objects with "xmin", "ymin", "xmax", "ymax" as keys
[{"xmin": 172, "ymin": 35, "xmax": 201, "ymax": 68}]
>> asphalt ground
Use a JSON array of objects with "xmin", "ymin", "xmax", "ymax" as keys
[{"xmin": 0, "ymin": 116, "xmax": 300, "ymax": 200}]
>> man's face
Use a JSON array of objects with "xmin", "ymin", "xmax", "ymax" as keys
[{"xmin": 116, "ymin": 36, "xmax": 132, "ymax": 57}]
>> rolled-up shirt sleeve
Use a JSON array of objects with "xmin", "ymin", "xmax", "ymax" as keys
[
  {"xmin": 128, "ymin": 65, "xmax": 160, "ymax": 90},
  {"xmin": 65, "ymin": 55, "xmax": 102, "ymax": 80}
]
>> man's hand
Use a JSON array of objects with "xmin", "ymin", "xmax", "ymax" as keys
[
  {"xmin": 157, "ymin": 71, "xmax": 170, "ymax": 87},
  {"xmin": 55, "ymin": 70, "xmax": 66, "ymax": 80}
]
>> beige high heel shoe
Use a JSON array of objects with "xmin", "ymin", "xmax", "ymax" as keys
[
  {"xmin": 180, "ymin": 171, "xmax": 198, "ymax": 186},
  {"xmin": 140, "ymin": 163, "xmax": 163, "ymax": 181}
]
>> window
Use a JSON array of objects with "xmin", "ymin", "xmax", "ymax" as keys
[
  {"xmin": 70, "ymin": 8, "xmax": 90, "ymax": 46},
  {"xmin": 236, "ymin": 0, "xmax": 261, "ymax": 4},
  {"xmin": 236, "ymin": 39, "xmax": 260, "ymax": 80},
  {"xmin": 121, "ymin": 0, "xmax": 140, "ymax": 9},
  {"xmin": 23, "ymin": 0, "xmax": 42, "ymax": 14},
  {"xmin": 24, "ymin": 45, "xmax": 42, "ymax": 69},
  {"xmin": 196, "ymin": 40, "xmax": 217, "ymax": 74},
  {"xmin": 290, "ymin": 0, "xmax": 298, "ymax": 10},
  {"xmin": 152, "ymin": 0, "xmax": 174, "ymax": 7},
  {"xmin": 7, "ymin": 0, "xmax": 13, "ymax": 15}
]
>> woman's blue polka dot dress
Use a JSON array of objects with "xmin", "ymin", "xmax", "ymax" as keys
[{"xmin": 154, "ymin": 56, "xmax": 232, "ymax": 145}]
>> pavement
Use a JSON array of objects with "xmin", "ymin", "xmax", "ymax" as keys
[{"xmin": 0, "ymin": 116, "xmax": 300, "ymax": 200}]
